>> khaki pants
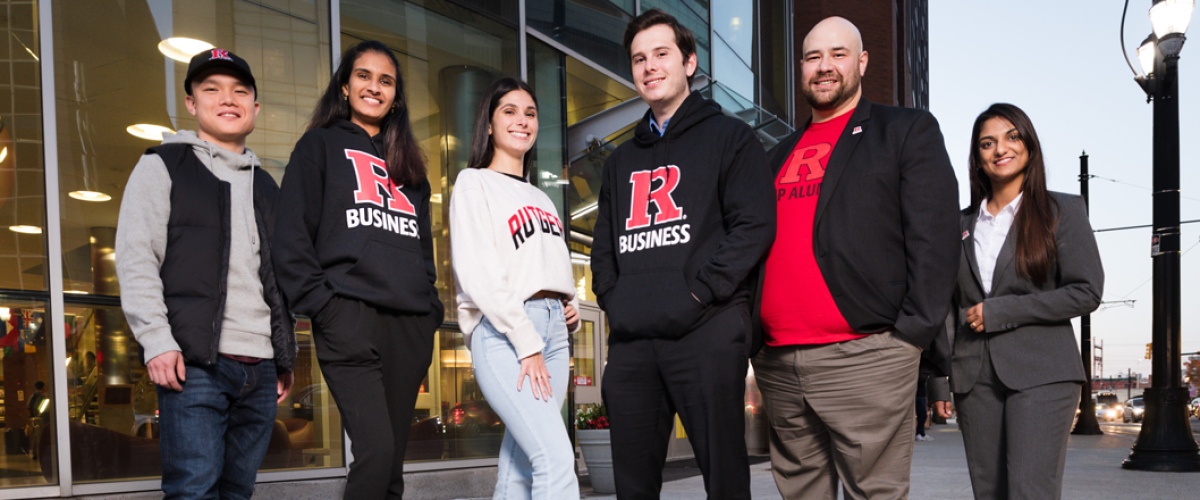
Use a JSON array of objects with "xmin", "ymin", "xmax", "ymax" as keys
[{"xmin": 752, "ymin": 332, "xmax": 921, "ymax": 500}]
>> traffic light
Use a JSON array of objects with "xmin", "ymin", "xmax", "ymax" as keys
[{"xmin": 1145, "ymin": 343, "xmax": 1152, "ymax": 360}]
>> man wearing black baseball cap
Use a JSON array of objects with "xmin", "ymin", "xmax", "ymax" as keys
[{"xmin": 116, "ymin": 48, "xmax": 296, "ymax": 499}]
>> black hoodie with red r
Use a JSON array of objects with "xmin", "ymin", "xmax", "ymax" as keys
[
  {"xmin": 590, "ymin": 91, "xmax": 776, "ymax": 341},
  {"xmin": 272, "ymin": 120, "xmax": 441, "ymax": 319}
]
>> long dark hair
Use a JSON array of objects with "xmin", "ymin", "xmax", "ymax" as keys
[
  {"xmin": 466, "ymin": 76, "xmax": 538, "ymax": 180},
  {"xmin": 308, "ymin": 41, "xmax": 426, "ymax": 186},
  {"xmin": 968, "ymin": 103, "xmax": 1058, "ymax": 283}
]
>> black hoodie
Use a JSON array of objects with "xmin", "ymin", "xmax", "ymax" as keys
[
  {"xmin": 590, "ymin": 91, "xmax": 776, "ymax": 341},
  {"xmin": 273, "ymin": 120, "xmax": 441, "ymax": 318}
]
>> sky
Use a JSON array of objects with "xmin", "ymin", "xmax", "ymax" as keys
[{"xmin": 929, "ymin": 0, "xmax": 1200, "ymax": 382}]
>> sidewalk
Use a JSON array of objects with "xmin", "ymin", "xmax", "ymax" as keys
[{"xmin": 578, "ymin": 419, "xmax": 1200, "ymax": 499}]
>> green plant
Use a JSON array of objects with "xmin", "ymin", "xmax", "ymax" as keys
[{"xmin": 575, "ymin": 403, "xmax": 609, "ymax": 430}]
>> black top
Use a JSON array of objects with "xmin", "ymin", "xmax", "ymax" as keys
[
  {"xmin": 272, "ymin": 120, "xmax": 442, "ymax": 318},
  {"xmin": 590, "ymin": 91, "xmax": 776, "ymax": 342}
]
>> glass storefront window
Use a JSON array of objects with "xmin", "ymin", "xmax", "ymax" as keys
[
  {"xmin": 0, "ymin": 0, "xmax": 46, "ymax": 293},
  {"xmin": 51, "ymin": 0, "xmax": 341, "ymax": 483},
  {"xmin": 713, "ymin": 36, "xmax": 754, "ymax": 102},
  {"xmin": 712, "ymin": 0, "xmax": 754, "ymax": 103},
  {"xmin": 0, "ymin": 0, "xmax": 56, "ymax": 488},
  {"xmin": 528, "ymin": 38, "xmax": 568, "ymax": 219},
  {"xmin": 0, "ymin": 297, "xmax": 56, "ymax": 488},
  {"xmin": 640, "ymin": 0, "xmax": 711, "ymax": 74},
  {"xmin": 342, "ymin": 0, "xmax": 518, "ymax": 463},
  {"xmin": 526, "ymin": 0, "xmax": 633, "ymax": 81}
]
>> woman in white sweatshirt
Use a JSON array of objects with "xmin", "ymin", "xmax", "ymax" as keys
[{"xmin": 449, "ymin": 76, "xmax": 581, "ymax": 500}]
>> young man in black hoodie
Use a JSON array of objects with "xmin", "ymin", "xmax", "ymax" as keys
[{"xmin": 590, "ymin": 9, "xmax": 776, "ymax": 499}]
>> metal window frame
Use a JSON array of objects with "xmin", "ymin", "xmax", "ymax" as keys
[{"xmin": 40, "ymin": 0, "xmax": 71, "ymax": 494}]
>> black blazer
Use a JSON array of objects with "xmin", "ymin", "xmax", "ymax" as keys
[
  {"xmin": 929, "ymin": 192, "xmax": 1102, "ymax": 399},
  {"xmin": 750, "ymin": 99, "xmax": 960, "ymax": 355}
]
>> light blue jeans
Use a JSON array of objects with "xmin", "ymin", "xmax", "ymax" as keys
[{"xmin": 472, "ymin": 298, "xmax": 579, "ymax": 500}]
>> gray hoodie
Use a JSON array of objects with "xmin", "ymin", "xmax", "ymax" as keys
[{"xmin": 115, "ymin": 130, "xmax": 273, "ymax": 363}]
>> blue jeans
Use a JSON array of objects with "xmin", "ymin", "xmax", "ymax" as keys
[
  {"xmin": 472, "ymin": 298, "xmax": 579, "ymax": 500},
  {"xmin": 158, "ymin": 356, "xmax": 277, "ymax": 500}
]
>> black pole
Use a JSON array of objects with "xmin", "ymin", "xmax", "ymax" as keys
[
  {"xmin": 1123, "ymin": 32, "xmax": 1200, "ymax": 472},
  {"xmin": 1074, "ymin": 152, "xmax": 1103, "ymax": 435}
]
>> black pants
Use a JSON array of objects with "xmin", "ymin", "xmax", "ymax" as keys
[
  {"xmin": 602, "ymin": 305, "xmax": 751, "ymax": 500},
  {"xmin": 313, "ymin": 297, "xmax": 437, "ymax": 499},
  {"xmin": 915, "ymin": 397, "xmax": 928, "ymax": 436}
]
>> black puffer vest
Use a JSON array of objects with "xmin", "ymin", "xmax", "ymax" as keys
[{"xmin": 147, "ymin": 144, "xmax": 297, "ymax": 373}]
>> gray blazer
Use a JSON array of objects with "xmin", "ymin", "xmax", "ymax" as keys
[{"xmin": 929, "ymin": 191, "xmax": 1103, "ymax": 401}]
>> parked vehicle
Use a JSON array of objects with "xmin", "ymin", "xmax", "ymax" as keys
[
  {"xmin": 1189, "ymin": 397, "xmax": 1200, "ymax": 418},
  {"xmin": 1122, "ymin": 397, "xmax": 1144, "ymax": 423}
]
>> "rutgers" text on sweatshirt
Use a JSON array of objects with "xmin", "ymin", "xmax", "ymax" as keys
[{"xmin": 449, "ymin": 168, "xmax": 580, "ymax": 359}]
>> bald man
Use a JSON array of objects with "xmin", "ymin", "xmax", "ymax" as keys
[{"xmin": 749, "ymin": 17, "xmax": 959, "ymax": 499}]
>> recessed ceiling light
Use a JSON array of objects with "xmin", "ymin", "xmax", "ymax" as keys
[
  {"xmin": 158, "ymin": 37, "xmax": 215, "ymax": 63},
  {"xmin": 9, "ymin": 225, "xmax": 42, "ymax": 234},
  {"xmin": 127, "ymin": 124, "xmax": 175, "ymax": 141},
  {"xmin": 69, "ymin": 191, "xmax": 112, "ymax": 202}
]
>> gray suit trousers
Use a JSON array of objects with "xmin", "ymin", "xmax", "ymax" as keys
[{"xmin": 954, "ymin": 342, "xmax": 1080, "ymax": 500}]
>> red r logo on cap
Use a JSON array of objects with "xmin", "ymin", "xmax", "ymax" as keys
[{"xmin": 210, "ymin": 49, "xmax": 232, "ymax": 61}]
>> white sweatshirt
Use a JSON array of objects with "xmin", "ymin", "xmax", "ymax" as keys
[{"xmin": 450, "ymin": 168, "xmax": 580, "ymax": 359}]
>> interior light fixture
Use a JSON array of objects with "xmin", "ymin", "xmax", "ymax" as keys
[
  {"xmin": 158, "ymin": 37, "xmax": 215, "ymax": 63},
  {"xmin": 0, "ymin": 146, "xmax": 7, "ymax": 163},
  {"xmin": 9, "ymin": 225, "xmax": 42, "ymax": 234},
  {"xmin": 69, "ymin": 191, "xmax": 112, "ymax": 202},
  {"xmin": 127, "ymin": 124, "xmax": 175, "ymax": 141},
  {"xmin": 64, "ymin": 290, "xmax": 89, "ymax": 295}
]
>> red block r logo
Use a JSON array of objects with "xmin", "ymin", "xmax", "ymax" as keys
[{"xmin": 625, "ymin": 165, "xmax": 683, "ymax": 230}]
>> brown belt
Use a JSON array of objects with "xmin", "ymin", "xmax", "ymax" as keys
[{"xmin": 529, "ymin": 290, "xmax": 564, "ymax": 301}]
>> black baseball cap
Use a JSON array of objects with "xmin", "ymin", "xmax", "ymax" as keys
[{"xmin": 184, "ymin": 48, "xmax": 257, "ymax": 97}]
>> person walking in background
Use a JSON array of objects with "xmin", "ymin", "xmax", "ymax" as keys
[
  {"xmin": 916, "ymin": 373, "xmax": 932, "ymax": 442},
  {"xmin": 927, "ymin": 103, "xmax": 1104, "ymax": 500},
  {"xmin": 272, "ymin": 40, "xmax": 443, "ymax": 499},
  {"xmin": 590, "ymin": 9, "xmax": 776, "ymax": 499},
  {"xmin": 751, "ymin": 16, "xmax": 959, "ymax": 500},
  {"xmin": 116, "ymin": 48, "xmax": 297, "ymax": 500},
  {"xmin": 450, "ymin": 76, "xmax": 582, "ymax": 500}
]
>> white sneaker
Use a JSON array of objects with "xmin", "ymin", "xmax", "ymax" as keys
[{"xmin": 916, "ymin": 435, "xmax": 934, "ymax": 442}]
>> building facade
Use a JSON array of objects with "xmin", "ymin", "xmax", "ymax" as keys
[{"xmin": 0, "ymin": 0, "xmax": 925, "ymax": 497}]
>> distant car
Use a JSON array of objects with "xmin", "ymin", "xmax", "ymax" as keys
[
  {"xmin": 1122, "ymin": 397, "xmax": 1145, "ymax": 423},
  {"xmin": 1096, "ymin": 403, "xmax": 1121, "ymax": 422},
  {"xmin": 1094, "ymin": 392, "xmax": 1119, "ymax": 409}
]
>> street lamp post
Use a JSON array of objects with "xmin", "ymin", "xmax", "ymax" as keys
[
  {"xmin": 1074, "ymin": 152, "xmax": 1104, "ymax": 435},
  {"xmin": 1123, "ymin": 0, "xmax": 1200, "ymax": 472}
]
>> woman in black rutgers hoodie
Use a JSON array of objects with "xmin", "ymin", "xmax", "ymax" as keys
[{"xmin": 273, "ymin": 41, "xmax": 443, "ymax": 499}]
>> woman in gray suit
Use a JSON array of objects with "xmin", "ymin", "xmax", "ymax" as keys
[{"xmin": 929, "ymin": 103, "xmax": 1103, "ymax": 499}]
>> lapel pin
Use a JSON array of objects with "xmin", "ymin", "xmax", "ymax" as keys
[
  {"xmin": 962, "ymin": 230, "xmax": 970, "ymax": 240},
  {"xmin": 852, "ymin": 126, "xmax": 863, "ymax": 135}
]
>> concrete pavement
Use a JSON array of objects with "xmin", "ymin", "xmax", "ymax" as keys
[{"xmin": 577, "ymin": 418, "xmax": 1200, "ymax": 499}]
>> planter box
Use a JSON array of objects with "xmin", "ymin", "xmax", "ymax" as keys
[{"xmin": 576, "ymin": 428, "xmax": 614, "ymax": 494}]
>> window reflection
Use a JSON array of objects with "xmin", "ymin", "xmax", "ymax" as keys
[
  {"xmin": 0, "ymin": 297, "xmax": 55, "ymax": 487},
  {"xmin": 0, "ymin": 0, "xmax": 46, "ymax": 293},
  {"xmin": 61, "ymin": 304, "xmax": 344, "ymax": 482},
  {"xmin": 51, "ymin": 0, "xmax": 340, "ymax": 482},
  {"xmin": 526, "ymin": 0, "xmax": 633, "ymax": 81}
]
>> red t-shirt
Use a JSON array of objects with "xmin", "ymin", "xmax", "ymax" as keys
[{"xmin": 761, "ymin": 110, "xmax": 868, "ymax": 346}]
